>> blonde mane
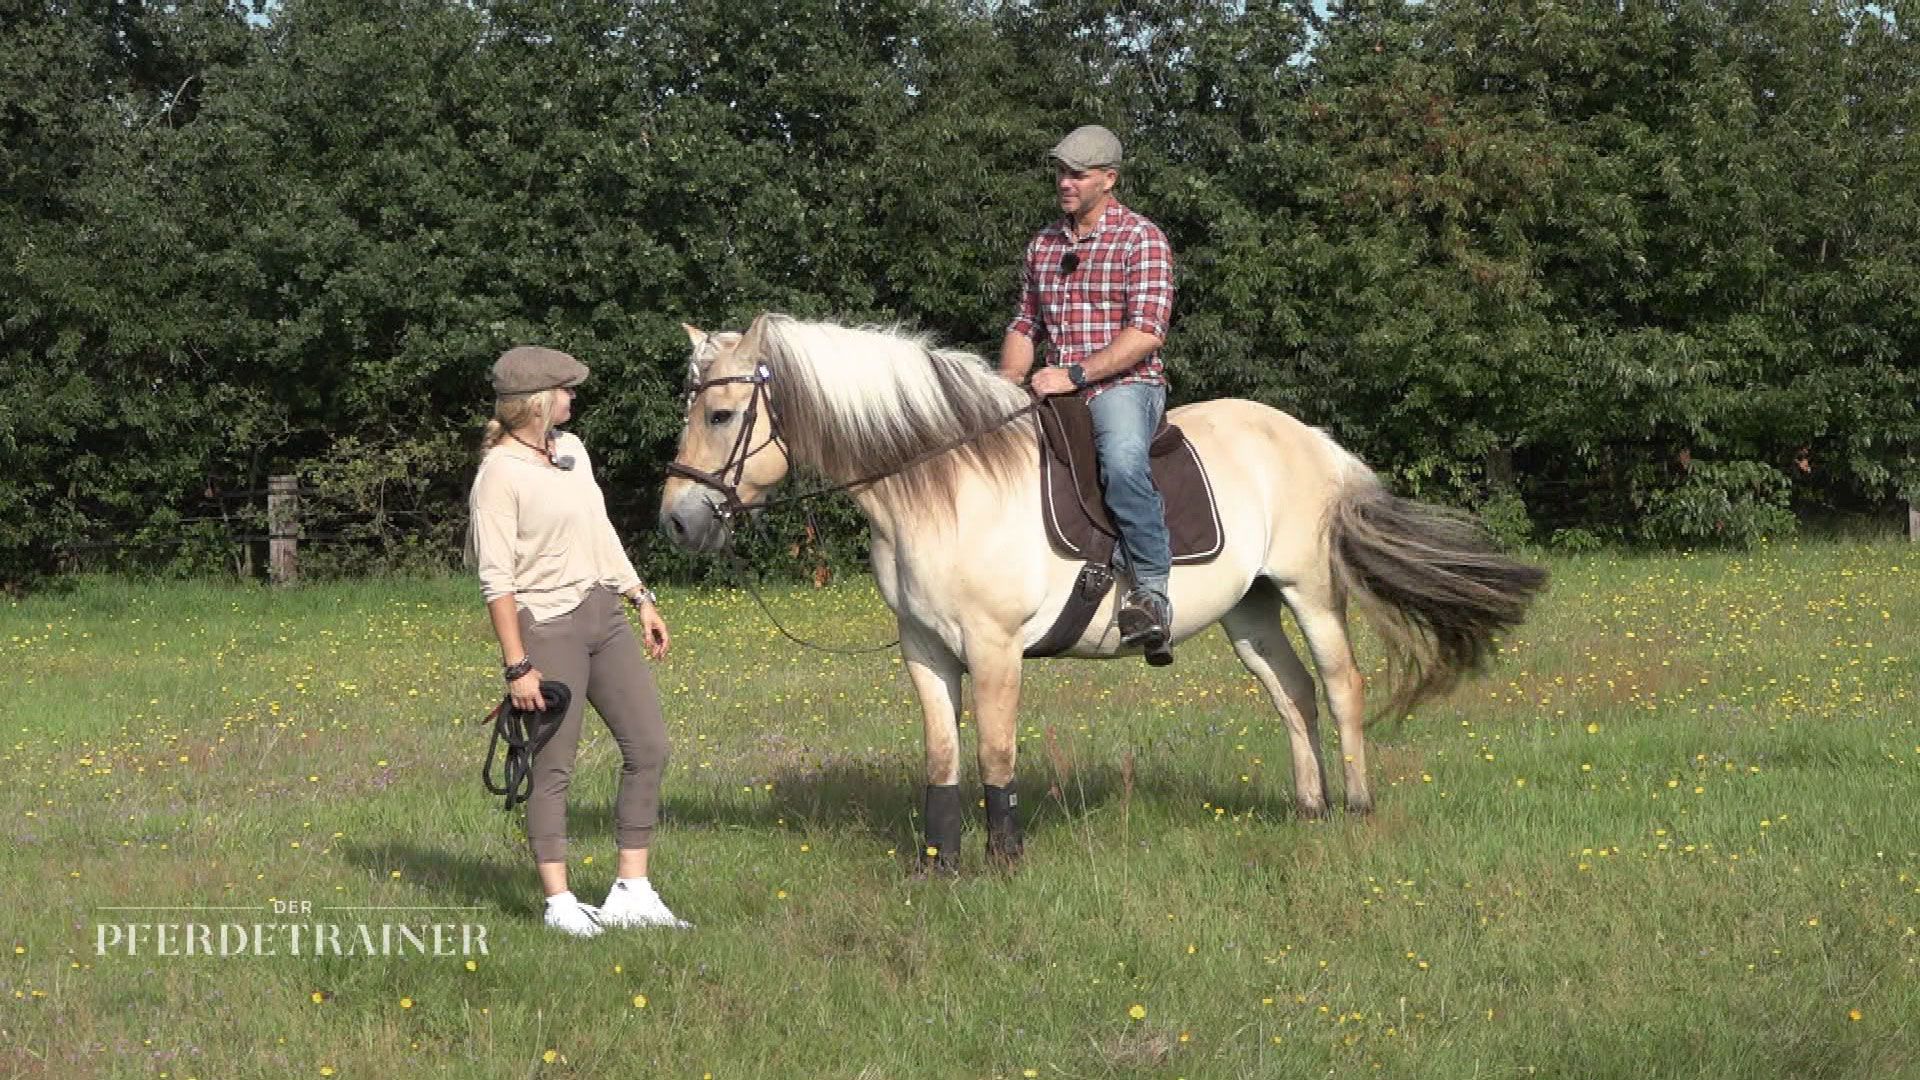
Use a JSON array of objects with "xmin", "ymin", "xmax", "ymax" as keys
[{"xmin": 738, "ymin": 315, "xmax": 1038, "ymax": 512}]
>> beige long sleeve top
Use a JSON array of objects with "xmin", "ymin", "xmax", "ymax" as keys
[{"xmin": 468, "ymin": 431, "xmax": 643, "ymax": 624}]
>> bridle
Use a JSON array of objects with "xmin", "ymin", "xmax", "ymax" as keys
[
  {"xmin": 665, "ymin": 359, "xmax": 1042, "ymax": 525},
  {"xmin": 662, "ymin": 361, "xmax": 784, "ymax": 523}
]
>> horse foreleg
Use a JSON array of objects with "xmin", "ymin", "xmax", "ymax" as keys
[
  {"xmin": 1221, "ymin": 584, "xmax": 1329, "ymax": 818},
  {"xmin": 1285, "ymin": 587, "xmax": 1373, "ymax": 815},
  {"xmin": 902, "ymin": 624, "xmax": 965, "ymax": 872},
  {"xmin": 969, "ymin": 642, "xmax": 1026, "ymax": 865}
]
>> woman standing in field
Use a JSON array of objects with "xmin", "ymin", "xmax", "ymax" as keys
[{"xmin": 468, "ymin": 345, "xmax": 689, "ymax": 936}]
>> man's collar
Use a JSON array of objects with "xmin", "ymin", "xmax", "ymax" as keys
[{"xmin": 1056, "ymin": 198, "xmax": 1125, "ymax": 241}]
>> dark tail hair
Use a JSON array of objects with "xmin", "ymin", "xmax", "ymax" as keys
[{"xmin": 1330, "ymin": 480, "xmax": 1549, "ymax": 723}]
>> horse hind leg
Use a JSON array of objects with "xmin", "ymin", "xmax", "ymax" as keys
[
  {"xmin": 1282, "ymin": 580, "xmax": 1373, "ymax": 814},
  {"xmin": 1221, "ymin": 580, "xmax": 1329, "ymax": 818}
]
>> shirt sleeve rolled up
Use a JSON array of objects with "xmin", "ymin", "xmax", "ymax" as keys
[
  {"xmin": 1006, "ymin": 237, "xmax": 1045, "ymax": 342},
  {"xmin": 1123, "ymin": 223, "xmax": 1175, "ymax": 339},
  {"xmin": 469, "ymin": 462, "xmax": 520, "ymax": 603}
]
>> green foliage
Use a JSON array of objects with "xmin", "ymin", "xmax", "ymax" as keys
[
  {"xmin": 1638, "ymin": 459, "xmax": 1799, "ymax": 547},
  {"xmin": 2, "ymin": 0, "xmax": 1914, "ymax": 580},
  {"xmin": 1472, "ymin": 489, "xmax": 1535, "ymax": 550},
  {"xmin": 1546, "ymin": 526, "xmax": 1603, "ymax": 555},
  {"xmin": 292, "ymin": 433, "xmax": 474, "ymax": 578}
]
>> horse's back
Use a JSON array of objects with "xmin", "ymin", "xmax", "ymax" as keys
[
  {"xmin": 1169, "ymin": 397, "xmax": 1366, "ymax": 491},
  {"xmin": 1166, "ymin": 397, "xmax": 1369, "ymax": 582}
]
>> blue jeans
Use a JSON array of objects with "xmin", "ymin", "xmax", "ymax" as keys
[{"xmin": 1087, "ymin": 382, "xmax": 1171, "ymax": 600}]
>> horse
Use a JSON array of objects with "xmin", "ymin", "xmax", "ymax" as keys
[{"xmin": 659, "ymin": 314, "xmax": 1547, "ymax": 869}]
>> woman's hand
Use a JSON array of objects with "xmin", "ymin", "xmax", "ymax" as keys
[
  {"xmin": 508, "ymin": 667, "xmax": 546, "ymax": 712},
  {"xmin": 637, "ymin": 601, "xmax": 671, "ymax": 661}
]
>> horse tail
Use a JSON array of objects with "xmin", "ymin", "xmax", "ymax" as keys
[{"xmin": 1328, "ymin": 478, "xmax": 1548, "ymax": 724}]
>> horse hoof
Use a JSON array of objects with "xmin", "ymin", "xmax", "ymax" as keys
[
  {"xmin": 1345, "ymin": 796, "xmax": 1375, "ymax": 816},
  {"xmin": 912, "ymin": 852, "xmax": 961, "ymax": 880},
  {"xmin": 1295, "ymin": 800, "xmax": 1329, "ymax": 821}
]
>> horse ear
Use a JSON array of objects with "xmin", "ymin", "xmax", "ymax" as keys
[
  {"xmin": 739, "ymin": 313, "xmax": 777, "ymax": 364},
  {"xmin": 682, "ymin": 323, "xmax": 707, "ymax": 349}
]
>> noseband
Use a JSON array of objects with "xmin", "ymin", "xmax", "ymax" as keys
[{"xmin": 663, "ymin": 362, "xmax": 785, "ymax": 521}]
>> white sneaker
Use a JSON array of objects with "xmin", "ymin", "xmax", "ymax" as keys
[
  {"xmin": 543, "ymin": 897, "xmax": 603, "ymax": 938},
  {"xmin": 597, "ymin": 879, "xmax": 692, "ymax": 930}
]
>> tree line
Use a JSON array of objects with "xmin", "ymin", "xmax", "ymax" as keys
[{"xmin": 3, "ymin": 0, "xmax": 1915, "ymax": 583}]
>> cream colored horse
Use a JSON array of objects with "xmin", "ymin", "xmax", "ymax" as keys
[{"xmin": 661, "ymin": 315, "xmax": 1546, "ymax": 869}]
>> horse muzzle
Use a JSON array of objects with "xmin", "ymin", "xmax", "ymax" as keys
[{"xmin": 659, "ymin": 488, "xmax": 735, "ymax": 552}]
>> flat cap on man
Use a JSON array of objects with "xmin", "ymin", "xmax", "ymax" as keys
[
  {"xmin": 1049, "ymin": 125, "xmax": 1123, "ymax": 171},
  {"xmin": 491, "ymin": 346, "xmax": 590, "ymax": 395}
]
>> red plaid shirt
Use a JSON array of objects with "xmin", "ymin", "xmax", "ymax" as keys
[{"xmin": 1007, "ymin": 200, "xmax": 1175, "ymax": 397}]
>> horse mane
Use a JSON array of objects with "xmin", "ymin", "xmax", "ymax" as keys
[{"xmin": 740, "ymin": 315, "xmax": 1038, "ymax": 513}]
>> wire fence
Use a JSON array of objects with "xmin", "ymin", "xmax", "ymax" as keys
[{"xmin": 46, "ymin": 474, "xmax": 469, "ymax": 583}]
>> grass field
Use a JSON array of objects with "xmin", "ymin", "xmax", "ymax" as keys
[{"xmin": 3, "ymin": 539, "xmax": 1916, "ymax": 1079}]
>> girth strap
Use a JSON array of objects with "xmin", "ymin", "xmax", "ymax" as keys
[{"xmin": 1024, "ymin": 563, "xmax": 1115, "ymax": 659}]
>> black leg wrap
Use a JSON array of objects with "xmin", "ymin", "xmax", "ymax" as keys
[
  {"xmin": 923, "ymin": 784, "xmax": 963, "ymax": 872},
  {"xmin": 984, "ymin": 783, "xmax": 1023, "ymax": 863}
]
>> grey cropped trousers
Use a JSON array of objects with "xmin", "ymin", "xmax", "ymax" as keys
[{"xmin": 516, "ymin": 587, "xmax": 669, "ymax": 863}]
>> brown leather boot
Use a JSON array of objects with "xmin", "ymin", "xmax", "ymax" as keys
[{"xmin": 1117, "ymin": 589, "xmax": 1172, "ymax": 665}]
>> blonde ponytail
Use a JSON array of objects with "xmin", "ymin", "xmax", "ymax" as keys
[{"xmin": 480, "ymin": 390, "xmax": 560, "ymax": 450}]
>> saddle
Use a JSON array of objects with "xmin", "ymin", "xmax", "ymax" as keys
[
  {"xmin": 1026, "ymin": 392, "xmax": 1223, "ymax": 660},
  {"xmin": 1035, "ymin": 393, "xmax": 1223, "ymax": 567}
]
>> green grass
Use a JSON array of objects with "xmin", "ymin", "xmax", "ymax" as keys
[{"xmin": 3, "ymin": 539, "xmax": 1916, "ymax": 1079}]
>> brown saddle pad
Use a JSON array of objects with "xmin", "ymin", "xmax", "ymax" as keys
[{"xmin": 1036, "ymin": 392, "xmax": 1223, "ymax": 566}]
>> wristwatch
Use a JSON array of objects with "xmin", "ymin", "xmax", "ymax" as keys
[
  {"xmin": 1066, "ymin": 363, "xmax": 1089, "ymax": 389},
  {"xmin": 626, "ymin": 586, "xmax": 659, "ymax": 608}
]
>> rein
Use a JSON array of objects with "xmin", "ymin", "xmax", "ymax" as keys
[
  {"xmin": 724, "ymin": 549, "xmax": 902, "ymax": 655},
  {"xmin": 668, "ymin": 361, "xmax": 1042, "ymax": 655},
  {"xmin": 479, "ymin": 683, "xmax": 569, "ymax": 811}
]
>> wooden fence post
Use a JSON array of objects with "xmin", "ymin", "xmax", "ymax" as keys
[{"xmin": 269, "ymin": 474, "xmax": 299, "ymax": 586}]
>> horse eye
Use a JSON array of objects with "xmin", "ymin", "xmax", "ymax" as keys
[{"xmin": 708, "ymin": 409, "xmax": 736, "ymax": 426}]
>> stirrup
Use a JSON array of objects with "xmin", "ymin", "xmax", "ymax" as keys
[{"xmin": 1117, "ymin": 590, "xmax": 1170, "ymax": 648}]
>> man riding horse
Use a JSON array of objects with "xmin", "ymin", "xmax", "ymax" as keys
[{"xmin": 999, "ymin": 124, "xmax": 1178, "ymax": 662}]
